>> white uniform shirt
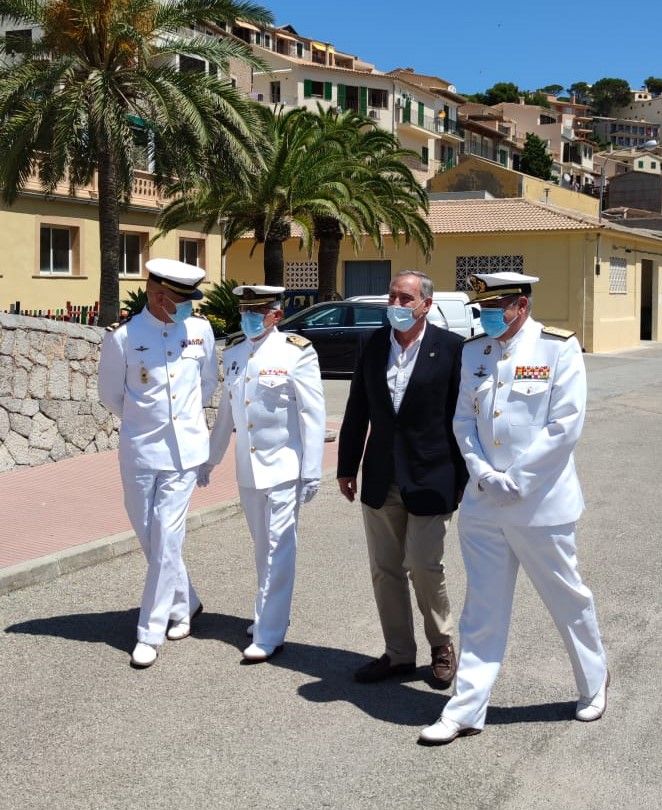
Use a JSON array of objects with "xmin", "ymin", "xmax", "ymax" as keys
[
  {"xmin": 454, "ymin": 317, "xmax": 586, "ymax": 526},
  {"xmin": 386, "ymin": 323, "xmax": 426, "ymax": 413},
  {"xmin": 209, "ymin": 328, "xmax": 325, "ymax": 490},
  {"xmin": 98, "ymin": 307, "xmax": 218, "ymax": 471}
]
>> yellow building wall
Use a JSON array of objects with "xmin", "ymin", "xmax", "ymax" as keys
[
  {"xmin": 0, "ymin": 196, "xmax": 222, "ymax": 314},
  {"xmin": 521, "ymin": 176, "xmax": 599, "ymax": 217}
]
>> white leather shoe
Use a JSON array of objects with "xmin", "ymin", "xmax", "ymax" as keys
[
  {"xmin": 576, "ymin": 670, "xmax": 610, "ymax": 721},
  {"xmin": 166, "ymin": 603, "xmax": 203, "ymax": 641},
  {"xmin": 419, "ymin": 716, "xmax": 481, "ymax": 745},
  {"xmin": 242, "ymin": 642, "xmax": 283, "ymax": 662},
  {"xmin": 131, "ymin": 642, "xmax": 158, "ymax": 668},
  {"xmin": 246, "ymin": 623, "xmax": 254, "ymax": 637}
]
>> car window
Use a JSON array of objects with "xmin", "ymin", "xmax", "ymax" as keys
[
  {"xmin": 352, "ymin": 306, "xmax": 388, "ymax": 326},
  {"xmin": 296, "ymin": 305, "xmax": 345, "ymax": 328},
  {"xmin": 437, "ymin": 301, "xmax": 465, "ymax": 323}
]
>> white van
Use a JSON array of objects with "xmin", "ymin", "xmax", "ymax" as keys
[{"xmin": 346, "ymin": 292, "xmax": 483, "ymax": 339}]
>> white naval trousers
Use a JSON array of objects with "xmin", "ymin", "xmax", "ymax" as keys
[
  {"xmin": 120, "ymin": 460, "xmax": 200, "ymax": 646},
  {"xmin": 443, "ymin": 513, "xmax": 607, "ymax": 730},
  {"xmin": 239, "ymin": 480, "xmax": 300, "ymax": 648}
]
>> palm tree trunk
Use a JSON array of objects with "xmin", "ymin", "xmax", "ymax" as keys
[
  {"xmin": 317, "ymin": 233, "xmax": 342, "ymax": 300},
  {"xmin": 263, "ymin": 237, "xmax": 285, "ymax": 286},
  {"xmin": 96, "ymin": 142, "xmax": 122, "ymax": 326}
]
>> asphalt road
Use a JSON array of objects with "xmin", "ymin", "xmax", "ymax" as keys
[{"xmin": 2, "ymin": 346, "xmax": 661, "ymax": 809}]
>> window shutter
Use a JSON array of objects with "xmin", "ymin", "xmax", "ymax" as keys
[
  {"xmin": 403, "ymin": 97, "xmax": 411, "ymax": 123},
  {"xmin": 360, "ymin": 86, "xmax": 368, "ymax": 116},
  {"xmin": 304, "ymin": 79, "xmax": 312, "ymax": 98},
  {"xmin": 422, "ymin": 146, "xmax": 429, "ymax": 165},
  {"xmin": 337, "ymin": 83, "xmax": 346, "ymax": 110},
  {"xmin": 324, "ymin": 81, "xmax": 332, "ymax": 101},
  {"xmin": 418, "ymin": 102, "xmax": 425, "ymax": 127}
]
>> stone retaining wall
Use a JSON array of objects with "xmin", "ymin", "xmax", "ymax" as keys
[{"xmin": 0, "ymin": 314, "xmax": 221, "ymax": 473}]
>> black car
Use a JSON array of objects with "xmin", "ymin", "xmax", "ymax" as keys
[{"xmin": 279, "ymin": 301, "xmax": 389, "ymax": 376}]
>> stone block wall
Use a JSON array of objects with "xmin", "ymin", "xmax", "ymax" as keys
[{"xmin": 0, "ymin": 314, "xmax": 221, "ymax": 473}]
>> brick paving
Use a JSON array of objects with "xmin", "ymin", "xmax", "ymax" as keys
[{"xmin": 0, "ymin": 428, "xmax": 340, "ymax": 569}]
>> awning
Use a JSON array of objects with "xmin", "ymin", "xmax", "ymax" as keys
[
  {"xmin": 235, "ymin": 20, "xmax": 260, "ymax": 32},
  {"xmin": 311, "ymin": 40, "xmax": 333, "ymax": 51},
  {"xmin": 275, "ymin": 32, "xmax": 298, "ymax": 42}
]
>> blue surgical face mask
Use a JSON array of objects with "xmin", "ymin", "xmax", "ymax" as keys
[
  {"xmin": 240, "ymin": 311, "xmax": 266, "ymax": 339},
  {"xmin": 387, "ymin": 303, "xmax": 421, "ymax": 333},
  {"xmin": 166, "ymin": 298, "xmax": 193, "ymax": 323},
  {"xmin": 480, "ymin": 307, "xmax": 509, "ymax": 338}
]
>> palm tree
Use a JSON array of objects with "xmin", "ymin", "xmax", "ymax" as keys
[
  {"xmin": 0, "ymin": 0, "xmax": 272, "ymax": 325},
  {"xmin": 309, "ymin": 106, "xmax": 433, "ymax": 300},
  {"xmin": 157, "ymin": 104, "xmax": 364, "ymax": 286}
]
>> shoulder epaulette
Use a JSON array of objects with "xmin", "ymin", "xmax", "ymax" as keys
[
  {"xmin": 542, "ymin": 326, "xmax": 575, "ymax": 340},
  {"xmin": 224, "ymin": 333, "xmax": 246, "ymax": 348},
  {"xmin": 286, "ymin": 333, "xmax": 311, "ymax": 349},
  {"xmin": 193, "ymin": 312, "xmax": 208, "ymax": 320},
  {"xmin": 105, "ymin": 314, "xmax": 133, "ymax": 332}
]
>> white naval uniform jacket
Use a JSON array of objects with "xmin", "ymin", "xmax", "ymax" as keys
[
  {"xmin": 208, "ymin": 328, "xmax": 325, "ymax": 490},
  {"xmin": 454, "ymin": 317, "xmax": 586, "ymax": 527},
  {"xmin": 98, "ymin": 307, "xmax": 218, "ymax": 471}
]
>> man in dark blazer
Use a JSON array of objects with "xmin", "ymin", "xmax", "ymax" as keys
[{"xmin": 338, "ymin": 270, "xmax": 467, "ymax": 687}]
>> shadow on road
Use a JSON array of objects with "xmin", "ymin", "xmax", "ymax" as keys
[{"xmin": 5, "ymin": 609, "xmax": 576, "ymax": 727}]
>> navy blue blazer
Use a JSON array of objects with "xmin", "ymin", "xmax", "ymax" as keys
[{"xmin": 337, "ymin": 323, "xmax": 468, "ymax": 516}]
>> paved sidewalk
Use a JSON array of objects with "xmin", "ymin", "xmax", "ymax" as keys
[{"xmin": 0, "ymin": 428, "xmax": 340, "ymax": 595}]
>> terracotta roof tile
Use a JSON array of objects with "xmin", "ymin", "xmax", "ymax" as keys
[{"xmin": 425, "ymin": 198, "xmax": 594, "ymax": 233}]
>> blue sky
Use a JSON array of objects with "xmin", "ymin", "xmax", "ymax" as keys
[{"xmin": 267, "ymin": 0, "xmax": 660, "ymax": 95}]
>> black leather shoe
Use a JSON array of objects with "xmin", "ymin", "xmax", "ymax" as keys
[{"xmin": 354, "ymin": 654, "xmax": 416, "ymax": 683}]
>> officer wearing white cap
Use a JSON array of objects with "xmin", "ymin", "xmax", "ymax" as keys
[
  {"xmin": 420, "ymin": 271, "xmax": 608, "ymax": 745},
  {"xmin": 98, "ymin": 258, "xmax": 217, "ymax": 668},
  {"xmin": 198, "ymin": 284, "xmax": 325, "ymax": 662}
]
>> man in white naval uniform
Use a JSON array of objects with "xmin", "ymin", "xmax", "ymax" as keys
[
  {"xmin": 98, "ymin": 259, "xmax": 217, "ymax": 668},
  {"xmin": 420, "ymin": 272, "xmax": 608, "ymax": 745},
  {"xmin": 199, "ymin": 285, "xmax": 325, "ymax": 662}
]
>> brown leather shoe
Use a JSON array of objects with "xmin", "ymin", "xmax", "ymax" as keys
[
  {"xmin": 430, "ymin": 643, "xmax": 457, "ymax": 688},
  {"xmin": 354, "ymin": 654, "xmax": 416, "ymax": 683}
]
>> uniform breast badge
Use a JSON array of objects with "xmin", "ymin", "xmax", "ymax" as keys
[
  {"xmin": 134, "ymin": 345, "xmax": 149, "ymax": 352},
  {"xmin": 473, "ymin": 398, "xmax": 480, "ymax": 415},
  {"xmin": 140, "ymin": 366, "xmax": 149, "ymax": 384},
  {"xmin": 474, "ymin": 364, "xmax": 488, "ymax": 377},
  {"xmin": 230, "ymin": 360, "xmax": 239, "ymax": 375},
  {"xmin": 483, "ymin": 345, "xmax": 492, "ymax": 355}
]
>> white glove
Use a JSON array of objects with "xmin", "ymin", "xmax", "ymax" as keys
[
  {"xmin": 478, "ymin": 471, "xmax": 520, "ymax": 506},
  {"xmin": 299, "ymin": 479, "xmax": 320, "ymax": 505},
  {"xmin": 197, "ymin": 462, "xmax": 214, "ymax": 488}
]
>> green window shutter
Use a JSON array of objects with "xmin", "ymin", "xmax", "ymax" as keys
[
  {"xmin": 304, "ymin": 79, "xmax": 312, "ymax": 98},
  {"xmin": 403, "ymin": 98, "xmax": 411, "ymax": 123},
  {"xmin": 418, "ymin": 102, "xmax": 425, "ymax": 127},
  {"xmin": 337, "ymin": 83, "xmax": 346, "ymax": 111},
  {"xmin": 324, "ymin": 81, "xmax": 332, "ymax": 101},
  {"xmin": 360, "ymin": 86, "xmax": 368, "ymax": 116},
  {"xmin": 422, "ymin": 146, "xmax": 429, "ymax": 165}
]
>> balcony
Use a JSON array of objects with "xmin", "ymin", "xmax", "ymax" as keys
[
  {"xmin": 397, "ymin": 111, "xmax": 464, "ymax": 139},
  {"xmin": 21, "ymin": 166, "xmax": 165, "ymax": 209}
]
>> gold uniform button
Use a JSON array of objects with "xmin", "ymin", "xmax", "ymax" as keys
[
  {"xmin": 494, "ymin": 439, "xmax": 501, "ymax": 446},
  {"xmin": 173, "ymin": 415, "xmax": 178, "ymax": 421},
  {"xmin": 494, "ymin": 410, "xmax": 501, "ymax": 417},
  {"xmin": 250, "ymin": 447, "xmax": 256, "ymax": 453},
  {"xmin": 167, "ymin": 351, "xmax": 173, "ymax": 357},
  {"xmin": 248, "ymin": 423, "xmax": 254, "ymax": 429},
  {"xmin": 503, "ymin": 352, "xmax": 511, "ymax": 359},
  {"xmin": 172, "ymin": 394, "xmax": 176, "ymax": 400},
  {"xmin": 163, "ymin": 331, "xmax": 168, "ymax": 337},
  {"xmin": 170, "ymin": 373, "xmax": 175, "ymax": 379},
  {"xmin": 497, "ymin": 381, "xmax": 504, "ymax": 388},
  {"xmin": 246, "ymin": 376, "xmax": 251, "ymax": 382},
  {"xmin": 245, "ymin": 400, "xmax": 250, "ymax": 405}
]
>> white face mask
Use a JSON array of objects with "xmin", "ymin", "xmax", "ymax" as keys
[{"xmin": 387, "ymin": 302, "xmax": 422, "ymax": 332}]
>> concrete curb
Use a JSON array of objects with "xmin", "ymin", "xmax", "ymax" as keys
[{"xmin": 0, "ymin": 499, "xmax": 242, "ymax": 597}]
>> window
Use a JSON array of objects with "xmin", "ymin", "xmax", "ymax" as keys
[
  {"xmin": 40, "ymin": 226, "xmax": 71, "ymax": 274},
  {"xmin": 309, "ymin": 80, "xmax": 324, "ymax": 98},
  {"xmin": 540, "ymin": 114, "xmax": 556, "ymax": 125},
  {"xmin": 455, "ymin": 256, "xmax": 524, "ymax": 291},
  {"xmin": 652, "ymin": 162, "xmax": 657, "ymax": 170},
  {"xmin": 421, "ymin": 146, "xmax": 429, "ymax": 165},
  {"xmin": 270, "ymin": 81, "xmax": 281, "ymax": 104},
  {"xmin": 352, "ymin": 306, "xmax": 388, "ymax": 327},
  {"xmin": 254, "ymin": 32, "xmax": 262, "ymax": 45},
  {"xmin": 264, "ymin": 34, "xmax": 271, "ymax": 48},
  {"xmin": 296, "ymin": 42, "xmax": 304, "ymax": 58},
  {"xmin": 179, "ymin": 54, "xmax": 206, "ymax": 74},
  {"xmin": 638, "ymin": 160, "xmax": 645, "ymax": 168},
  {"xmin": 499, "ymin": 149, "xmax": 508, "ymax": 166},
  {"xmin": 368, "ymin": 88, "xmax": 388, "ymax": 109},
  {"xmin": 609, "ymin": 256, "xmax": 627, "ymax": 294},
  {"xmin": 179, "ymin": 238, "xmax": 201, "ymax": 266},
  {"xmin": 5, "ymin": 28, "xmax": 31, "ymax": 55},
  {"xmin": 121, "ymin": 233, "xmax": 142, "ymax": 276},
  {"xmin": 298, "ymin": 305, "xmax": 344, "ymax": 327}
]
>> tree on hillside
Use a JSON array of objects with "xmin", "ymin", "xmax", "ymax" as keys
[
  {"xmin": 484, "ymin": 82, "xmax": 521, "ymax": 105},
  {"xmin": 591, "ymin": 78, "xmax": 631, "ymax": 115},
  {"xmin": 524, "ymin": 91, "xmax": 551, "ymax": 108},
  {"xmin": 539, "ymin": 84, "xmax": 564, "ymax": 97},
  {"xmin": 644, "ymin": 77, "xmax": 662, "ymax": 96},
  {"xmin": 0, "ymin": 0, "xmax": 272, "ymax": 325},
  {"xmin": 520, "ymin": 133, "xmax": 553, "ymax": 181},
  {"xmin": 567, "ymin": 82, "xmax": 592, "ymax": 104}
]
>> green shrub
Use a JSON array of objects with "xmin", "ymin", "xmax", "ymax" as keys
[
  {"xmin": 200, "ymin": 279, "xmax": 241, "ymax": 337},
  {"xmin": 121, "ymin": 287, "xmax": 147, "ymax": 316}
]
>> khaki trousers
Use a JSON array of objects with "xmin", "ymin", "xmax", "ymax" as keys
[{"xmin": 361, "ymin": 484, "xmax": 454, "ymax": 664}]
